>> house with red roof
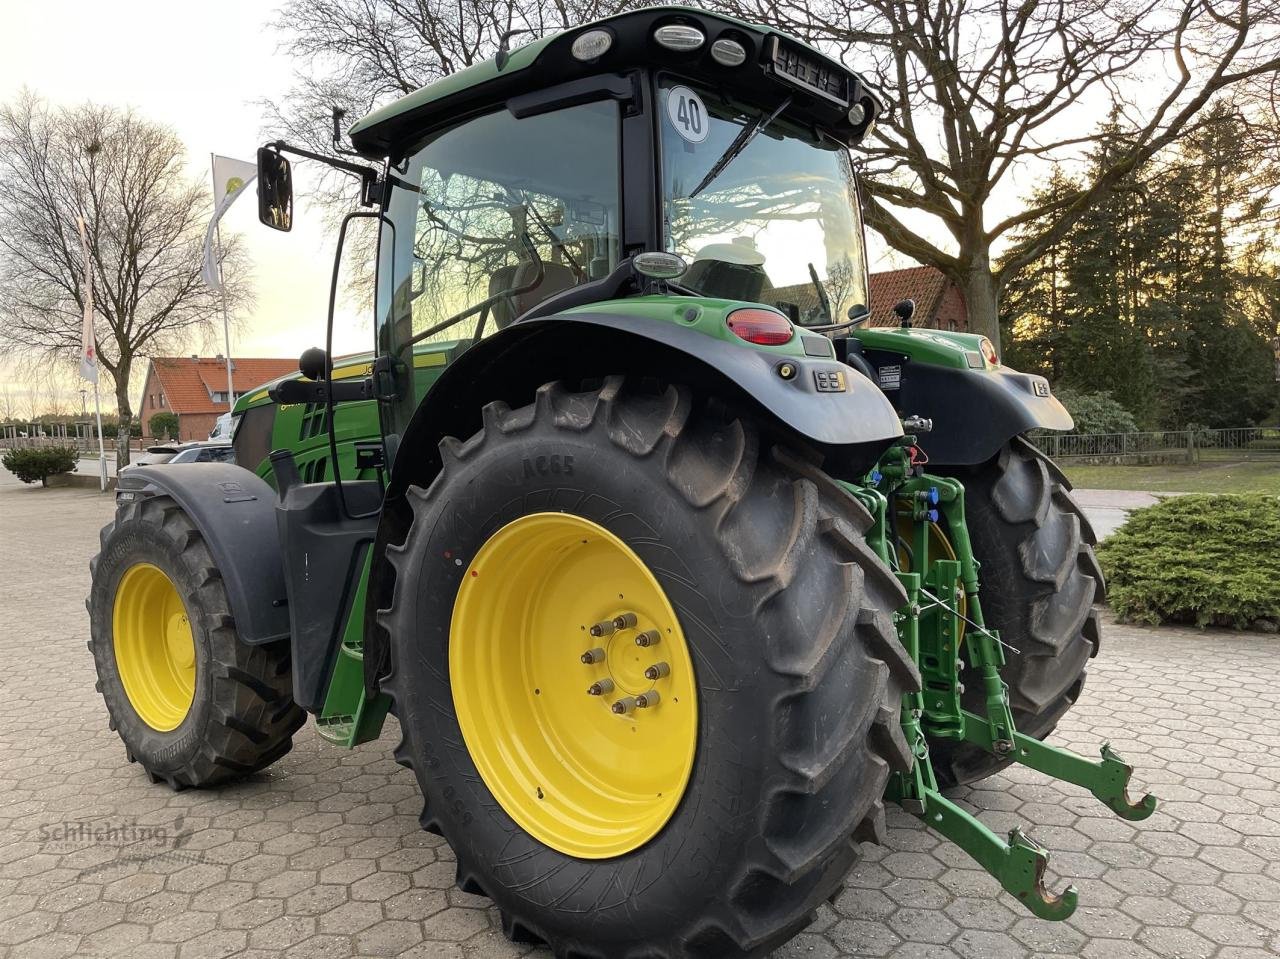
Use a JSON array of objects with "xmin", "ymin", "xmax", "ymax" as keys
[
  {"xmin": 867, "ymin": 266, "xmax": 968, "ymax": 331},
  {"xmin": 771, "ymin": 265, "xmax": 969, "ymax": 331},
  {"xmin": 138, "ymin": 356, "xmax": 296, "ymax": 442}
]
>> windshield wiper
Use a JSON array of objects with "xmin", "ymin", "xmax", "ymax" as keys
[
  {"xmin": 688, "ymin": 96, "xmax": 793, "ymax": 199},
  {"xmin": 807, "ymin": 262, "xmax": 833, "ymax": 324}
]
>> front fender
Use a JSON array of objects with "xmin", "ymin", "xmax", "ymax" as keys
[
  {"xmin": 115, "ymin": 464, "xmax": 290, "ymax": 645},
  {"xmin": 385, "ymin": 312, "xmax": 903, "ymax": 500}
]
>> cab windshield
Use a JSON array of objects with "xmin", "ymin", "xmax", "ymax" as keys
[{"xmin": 659, "ymin": 78, "xmax": 869, "ymax": 326}]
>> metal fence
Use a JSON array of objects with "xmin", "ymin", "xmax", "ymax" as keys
[{"xmin": 1031, "ymin": 427, "xmax": 1280, "ymax": 463}]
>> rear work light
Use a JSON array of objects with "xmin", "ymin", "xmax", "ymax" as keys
[
  {"xmin": 726, "ymin": 308, "xmax": 793, "ymax": 346},
  {"xmin": 654, "ymin": 24, "xmax": 706, "ymax": 52}
]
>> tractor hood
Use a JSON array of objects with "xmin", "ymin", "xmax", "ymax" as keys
[{"xmin": 348, "ymin": 6, "xmax": 884, "ymax": 159}]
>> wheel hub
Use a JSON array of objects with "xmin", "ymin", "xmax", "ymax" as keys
[{"xmin": 450, "ymin": 512, "xmax": 698, "ymax": 859}]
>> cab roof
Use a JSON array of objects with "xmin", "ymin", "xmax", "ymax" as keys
[{"xmin": 347, "ymin": 5, "xmax": 882, "ymax": 160}]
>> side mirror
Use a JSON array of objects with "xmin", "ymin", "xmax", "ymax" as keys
[
  {"xmin": 299, "ymin": 346, "xmax": 328, "ymax": 381},
  {"xmin": 893, "ymin": 298, "xmax": 916, "ymax": 328},
  {"xmin": 257, "ymin": 147, "xmax": 293, "ymax": 232}
]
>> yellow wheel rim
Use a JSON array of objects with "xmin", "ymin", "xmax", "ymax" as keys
[
  {"xmin": 112, "ymin": 563, "xmax": 196, "ymax": 732},
  {"xmin": 450, "ymin": 513, "xmax": 698, "ymax": 859}
]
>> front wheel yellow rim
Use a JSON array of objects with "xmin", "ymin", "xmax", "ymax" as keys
[
  {"xmin": 450, "ymin": 513, "xmax": 698, "ymax": 859},
  {"xmin": 113, "ymin": 563, "xmax": 196, "ymax": 732}
]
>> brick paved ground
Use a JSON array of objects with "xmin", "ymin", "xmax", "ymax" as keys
[{"xmin": 2, "ymin": 473, "xmax": 1279, "ymax": 959}]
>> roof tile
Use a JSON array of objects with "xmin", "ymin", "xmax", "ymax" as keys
[{"xmin": 149, "ymin": 357, "xmax": 296, "ymax": 415}]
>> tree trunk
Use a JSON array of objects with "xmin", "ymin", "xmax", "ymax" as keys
[
  {"xmin": 959, "ymin": 265, "xmax": 1002, "ymax": 351},
  {"xmin": 114, "ymin": 373, "xmax": 132, "ymax": 468}
]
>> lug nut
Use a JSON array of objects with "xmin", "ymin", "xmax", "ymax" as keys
[
  {"xmin": 636, "ymin": 691, "xmax": 660, "ymax": 708},
  {"xmin": 635, "ymin": 629, "xmax": 661, "ymax": 648},
  {"xmin": 643, "ymin": 662, "xmax": 670, "ymax": 680},
  {"xmin": 589, "ymin": 620, "xmax": 616, "ymax": 638},
  {"xmin": 580, "ymin": 647, "xmax": 606, "ymax": 664},
  {"xmin": 587, "ymin": 679, "xmax": 615, "ymax": 696},
  {"xmin": 611, "ymin": 697, "xmax": 638, "ymax": 715},
  {"xmin": 612, "ymin": 612, "xmax": 638, "ymax": 630}
]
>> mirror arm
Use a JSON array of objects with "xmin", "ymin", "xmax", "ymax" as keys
[{"xmin": 263, "ymin": 140, "xmax": 381, "ymax": 205}]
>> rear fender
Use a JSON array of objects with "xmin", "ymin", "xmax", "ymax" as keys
[
  {"xmin": 384, "ymin": 312, "xmax": 904, "ymax": 501},
  {"xmin": 114, "ymin": 464, "xmax": 290, "ymax": 645},
  {"xmin": 364, "ymin": 311, "xmax": 904, "ymax": 699}
]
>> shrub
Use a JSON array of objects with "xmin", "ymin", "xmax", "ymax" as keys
[
  {"xmin": 1098, "ymin": 494, "xmax": 1280, "ymax": 629},
  {"xmin": 1, "ymin": 446, "xmax": 79, "ymax": 486},
  {"xmin": 149, "ymin": 411, "xmax": 179, "ymax": 439},
  {"xmin": 1053, "ymin": 388, "xmax": 1141, "ymax": 436}
]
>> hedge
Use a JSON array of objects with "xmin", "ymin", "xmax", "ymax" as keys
[
  {"xmin": 2, "ymin": 446, "xmax": 79, "ymax": 487},
  {"xmin": 1097, "ymin": 494, "xmax": 1280, "ymax": 630}
]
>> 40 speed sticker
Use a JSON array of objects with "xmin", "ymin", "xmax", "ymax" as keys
[{"xmin": 666, "ymin": 85, "xmax": 709, "ymax": 143}]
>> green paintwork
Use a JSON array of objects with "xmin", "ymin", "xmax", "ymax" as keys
[
  {"xmin": 562, "ymin": 295, "xmax": 834, "ymax": 359},
  {"xmin": 848, "ymin": 325, "xmax": 993, "ymax": 370},
  {"xmin": 233, "ymin": 343, "xmax": 458, "ymax": 488},
  {"xmin": 315, "ymin": 548, "xmax": 392, "ymax": 748},
  {"xmin": 867, "ymin": 436, "xmax": 1158, "ymax": 919},
  {"xmin": 348, "ymin": 35, "xmax": 558, "ymax": 142}
]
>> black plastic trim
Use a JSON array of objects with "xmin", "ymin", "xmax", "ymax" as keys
[{"xmin": 115, "ymin": 464, "xmax": 290, "ymax": 645}]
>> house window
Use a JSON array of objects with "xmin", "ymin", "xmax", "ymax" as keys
[{"xmin": 159, "ymin": 393, "xmax": 166, "ymax": 408}]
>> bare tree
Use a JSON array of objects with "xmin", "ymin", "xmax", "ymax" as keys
[
  {"xmin": 722, "ymin": 0, "xmax": 1280, "ymax": 347},
  {"xmin": 0, "ymin": 93, "xmax": 247, "ymax": 464},
  {"xmin": 0, "ymin": 382, "xmax": 17, "ymax": 424},
  {"xmin": 270, "ymin": 0, "xmax": 1278, "ymax": 351}
]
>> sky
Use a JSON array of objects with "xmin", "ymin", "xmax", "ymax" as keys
[{"xmin": 0, "ymin": 0, "xmax": 374, "ymax": 413}]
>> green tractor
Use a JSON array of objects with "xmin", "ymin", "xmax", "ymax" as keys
[{"xmin": 88, "ymin": 8, "xmax": 1154, "ymax": 956}]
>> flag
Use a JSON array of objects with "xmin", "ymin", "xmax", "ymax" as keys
[
  {"xmin": 76, "ymin": 216, "xmax": 98, "ymax": 384},
  {"xmin": 200, "ymin": 155, "xmax": 257, "ymax": 291}
]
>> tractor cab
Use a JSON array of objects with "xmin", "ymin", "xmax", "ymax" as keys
[{"xmin": 254, "ymin": 6, "xmax": 887, "ymax": 477}]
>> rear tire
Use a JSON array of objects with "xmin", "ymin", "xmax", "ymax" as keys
[
  {"xmin": 379, "ymin": 377, "xmax": 919, "ymax": 958},
  {"xmin": 88, "ymin": 495, "xmax": 305, "ymax": 788},
  {"xmin": 931, "ymin": 437, "xmax": 1104, "ymax": 786}
]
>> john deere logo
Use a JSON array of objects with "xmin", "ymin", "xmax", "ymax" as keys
[{"xmin": 225, "ymin": 177, "xmax": 245, "ymax": 195}]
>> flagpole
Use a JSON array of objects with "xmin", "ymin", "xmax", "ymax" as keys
[
  {"xmin": 76, "ymin": 214, "xmax": 108, "ymax": 492},
  {"xmin": 92, "ymin": 380, "xmax": 106, "ymax": 491},
  {"xmin": 211, "ymin": 153, "xmax": 235, "ymax": 416}
]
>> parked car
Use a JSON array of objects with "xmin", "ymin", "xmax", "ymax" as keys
[
  {"xmin": 121, "ymin": 440, "xmax": 235, "ymax": 472},
  {"xmin": 123, "ymin": 444, "xmax": 181, "ymax": 470}
]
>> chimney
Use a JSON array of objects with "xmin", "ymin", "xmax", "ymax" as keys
[
  {"xmin": 190, "ymin": 354, "xmax": 199, "ymax": 361},
  {"xmin": 215, "ymin": 354, "xmax": 224, "ymax": 362}
]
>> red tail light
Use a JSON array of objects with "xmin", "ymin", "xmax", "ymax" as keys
[{"xmin": 726, "ymin": 308, "xmax": 793, "ymax": 346}]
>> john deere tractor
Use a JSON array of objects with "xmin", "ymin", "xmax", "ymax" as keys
[{"xmin": 88, "ymin": 8, "xmax": 1155, "ymax": 956}]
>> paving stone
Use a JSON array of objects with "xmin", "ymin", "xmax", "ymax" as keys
[{"xmin": 7, "ymin": 477, "xmax": 1280, "ymax": 958}]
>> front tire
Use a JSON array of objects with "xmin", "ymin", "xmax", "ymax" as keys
[
  {"xmin": 88, "ymin": 495, "xmax": 305, "ymax": 788},
  {"xmin": 931, "ymin": 437, "xmax": 1104, "ymax": 786},
  {"xmin": 380, "ymin": 377, "xmax": 919, "ymax": 958}
]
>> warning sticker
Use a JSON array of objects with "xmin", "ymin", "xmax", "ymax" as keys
[
  {"xmin": 878, "ymin": 365, "xmax": 902, "ymax": 390},
  {"xmin": 665, "ymin": 86, "xmax": 710, "ymax": 144}
]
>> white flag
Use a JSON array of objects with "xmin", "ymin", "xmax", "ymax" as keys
[
  {"xmin": 76, "ymin": 216, "xmax": 98, "ymax": 384},
  {"xmin": 200, "ymin": 155, "xmax": 258, "ymax": 291}
]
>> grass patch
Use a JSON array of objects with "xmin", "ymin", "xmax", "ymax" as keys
[
  {"xmin": 1097, "ymin": 494, "xmax": 1280, "ymax": 629},
  {"xmin": 1064, "ymin": 459, "xmax": 1280, "ymax": 494}
]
